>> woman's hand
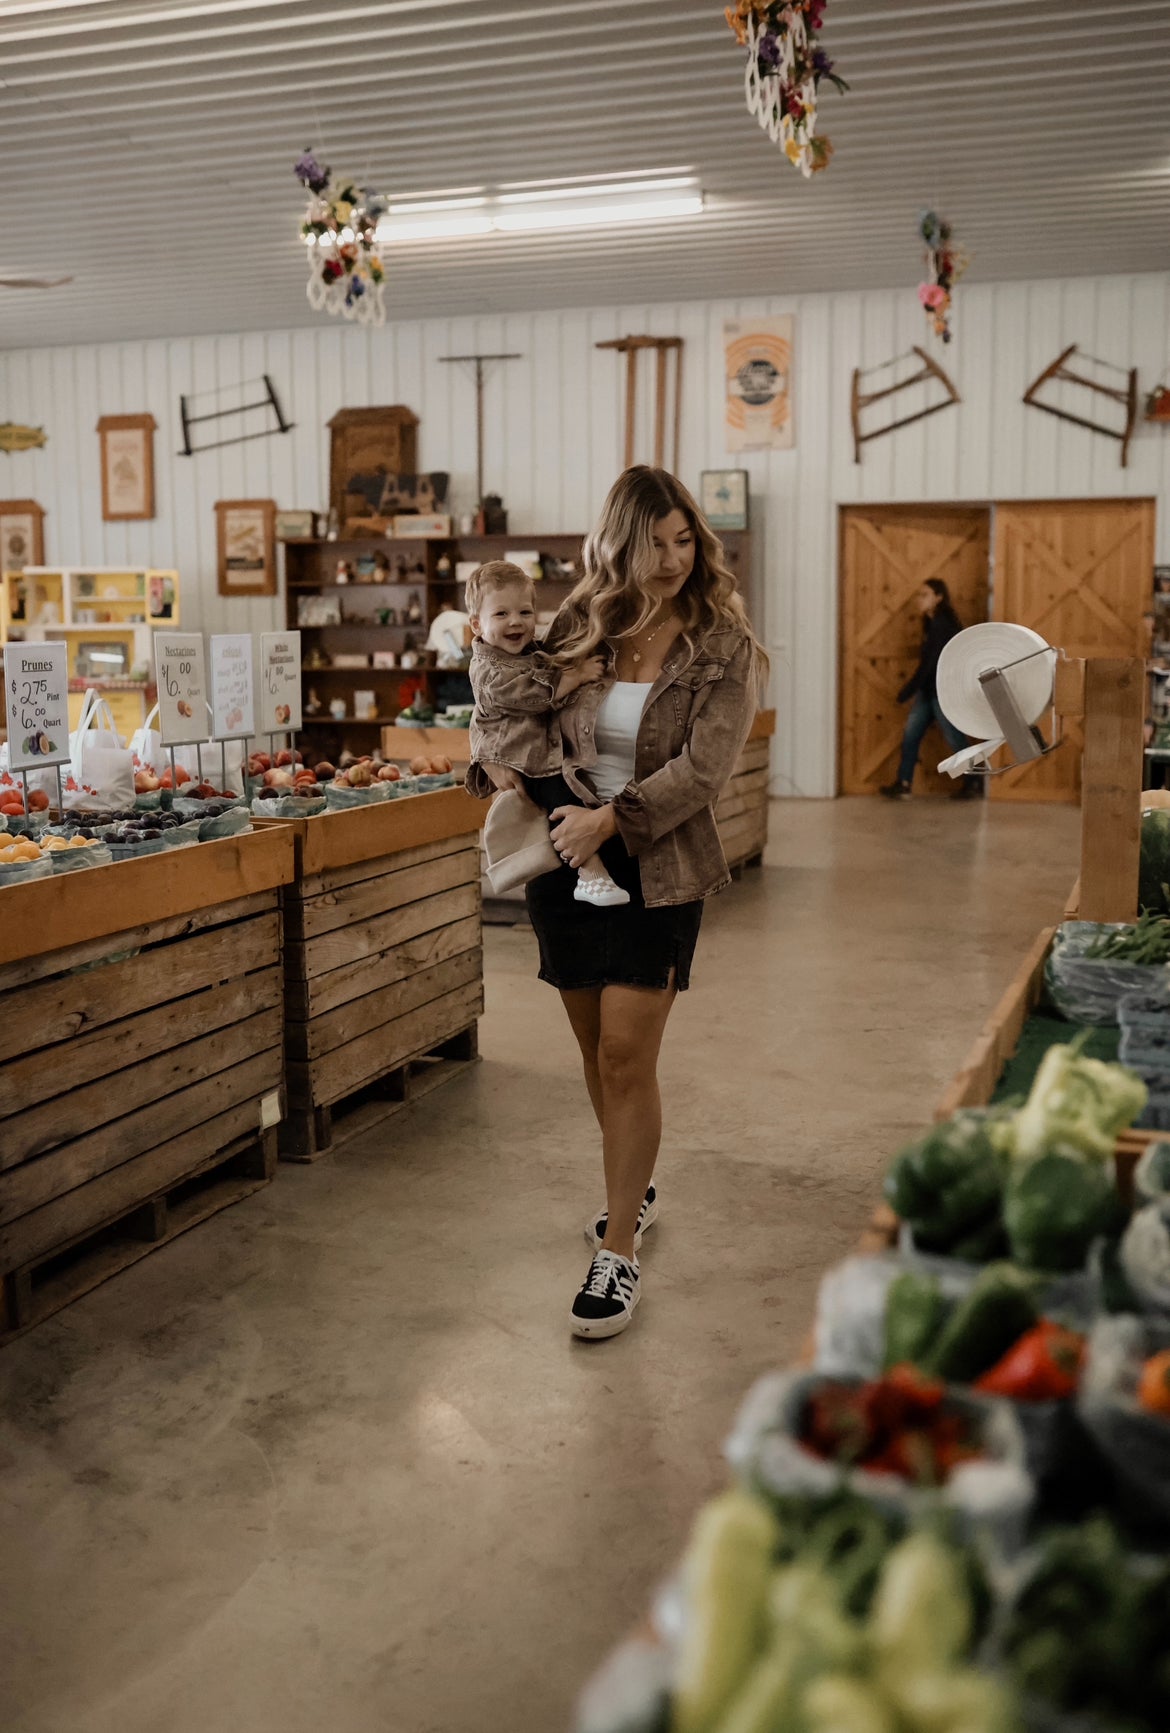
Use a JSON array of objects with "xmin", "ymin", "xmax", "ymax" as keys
[
  {"xmin": 482, "ymin": 762, "xmax": 527, "ymax": 794},
  {"xmin": 549, "ymin": 803, "xmax": 617, "ymax": 868}
]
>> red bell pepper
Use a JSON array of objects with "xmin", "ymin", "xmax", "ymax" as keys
[{"xmin": 973, "ymin": 1319, "xmax": 1085, "ymax": 1402}]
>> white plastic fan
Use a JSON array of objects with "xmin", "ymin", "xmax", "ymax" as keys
[{"xmin": 935, "ymin": 622, "xmax": 1058, "ymax": 777}]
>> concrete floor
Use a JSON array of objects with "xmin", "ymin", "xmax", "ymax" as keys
[{"xmin": 0, "ymin": 796, "xmax": 1081, "ymax": 1733}]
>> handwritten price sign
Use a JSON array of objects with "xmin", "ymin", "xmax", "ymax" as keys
[
  {"xmin": 258, "ymin": 632, "xmax": 302, "ymax": 733},
  {"xmin": 154, "ymin": 631, "xmax": 207, "ymax": 745},
  {"xmin": 210, "ymin": 634, "xmax": 255, "ymax": 740},
  {"xmin": 3, "ymin": 642, "xmax": 71, "ymax": 769}
]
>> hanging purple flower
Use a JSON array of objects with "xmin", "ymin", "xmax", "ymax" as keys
[
  {"xmin": 812, "ymin": 46, "xmax": 834, "ymax": 78},
  {"xmin": 294, "ymin": 149, "xmax": 331, "ymax": 195},
  {"xmin": 758, "ymin": 31, "xmax": 781, "ymax": 69}
]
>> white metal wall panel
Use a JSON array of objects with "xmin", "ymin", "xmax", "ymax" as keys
[{"xmin": 1, "ymin": 269, "xmax": 1167, "ymax": 796}]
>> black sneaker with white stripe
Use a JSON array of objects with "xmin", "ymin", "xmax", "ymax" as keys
[
  {"xmin": 570, "ymin": 1250, "xmax": 641, "ymax": 1339},
  {"xmin": 586, "ymin": 1183, "xmax": 658, "ymax": 1253}
]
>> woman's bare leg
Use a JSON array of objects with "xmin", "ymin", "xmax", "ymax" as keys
[
  {"xmin": 559, "ymin": 987, "xmax": 604, "ymax": 1129},
  {"xmin": 596, "ymin": 980, "xmax": 678, "ymax": 1262}
]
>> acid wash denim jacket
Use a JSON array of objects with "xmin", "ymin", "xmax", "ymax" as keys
[
  {"xmin": 467, "ymin": 638, "xmax": 571, "ymax": 776},
  {"xmin": 466, "ymin": 612, "xmax": 760, "ymax": 909}
]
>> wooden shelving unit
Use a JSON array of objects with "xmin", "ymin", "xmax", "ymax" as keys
[{"xmin": 286, "ymin": 528, "xmax": 754, "ymax": 758}]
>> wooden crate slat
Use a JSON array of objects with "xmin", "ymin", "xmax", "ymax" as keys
[
  {"xmin": 724, "ymin": 765, "xmax": 769, "ymax": 797},
  {"xmin": 935, "ymin": 926, "xmax": 1056, "ymax": 1120},
  {"xmin": 716, "ymin": 787, "xmax": 768, "ymax": 824},
  {"xmin": 301, "ymin": 830, "xmax": 477, "ymax": 900},
  {"xmin": 0, "ymin": 1044, "xmax": 282, "ymax": 1227},
  {"xmin": 0, "ymin": 828, "xmax": 295, "ymax": 969},
  {"xmin": 291, "ymin": 948, "xmax": 483, "ymax": 1063},
  {"xmin": 0, "ymin": 977, "xmax": 283, "ymax": 1150},
  {"xmin": 0, "ymin": 912, "xmax": 280, "ymax": 1068},
  {"xmin": 1, "ymin": 1129, "xmax": 277, "ymax": 1346},
  {"xmin": 736, "ymin": 740, "xmax": 771, "ymax": 774},
  {"xmin": 0, "ymin": 1092, "xmax": 280, "ymax": 1275},
  {"xmin": 289, "ymin": 785, "xmax": 483, "ymax": 876},
  {"xmin": 719, "ymin": 811, "xmax": 768, "ymax": 859},
  {"xmin": 290, "ymin": 882, "xmax": 481, "ymax": 981},
  {"xmin": 286, "ymin": 846, "xmax": 480, "ymax": 942},
  {"xmin": 287, "ymin": 980, "xmax": 483, "ymax": 1109},
  {"xmin": 0, "ymin": 889, "xmax": 278, "ymax": 996},
  {"xmin": 287, "ymin": 912, "xmax": 482, "ymax": 1021}
]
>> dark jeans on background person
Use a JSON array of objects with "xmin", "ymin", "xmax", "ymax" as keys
[{"xmin": 897, "ymin": 691, "xmax": 967, "ymax": 785}]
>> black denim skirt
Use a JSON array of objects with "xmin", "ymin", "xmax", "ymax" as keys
[{"xmin": 525, "ymin": 835, "xmax": 704, "ymax": 993}]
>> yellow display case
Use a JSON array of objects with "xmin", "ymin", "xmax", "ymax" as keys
[
  {"xmin": 1, "ymin": 569, "xmax": 66, "ymax": 642},
  {"xmin": 1, "ymin": 567, "xmax": 179, "ymax": 641}
]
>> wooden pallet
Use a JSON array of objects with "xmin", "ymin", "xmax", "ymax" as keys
[
  {"xmin": 280, "ymin": 1023, "xmax": 479, "ymax": 1160},
  {"xmin": 1, "ymin": 1128, "xmax": 277, "ymax": 1345},
  {"xmin": 0, "ymin": 831, "xmax": 295, "ymax": 1342},
  {"xmin": 717, "ymin": 714, "xmax": 774, "ymax": 872},
  {"xmin": 278, "ymin": 801, "xmax": 485, "ymax": 1161}
]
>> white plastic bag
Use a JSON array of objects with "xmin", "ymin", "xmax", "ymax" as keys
[
  {"xmin": 65, "ymin": 690, "xmax": 136, "ymax": 811},
  {"xmin": 131, "ymin": 702, "xmax": 246, "ymax": 793},
  {"xmin": 128, "ymin": 701, "xmax": 165, "ymax": 776}
]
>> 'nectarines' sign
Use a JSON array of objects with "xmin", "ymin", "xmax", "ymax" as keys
[{"xmin": 154, "ymin": 631, "xmax": 207, "ymax": 746}]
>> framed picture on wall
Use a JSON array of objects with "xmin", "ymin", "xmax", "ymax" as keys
[
  {"xmin": 97, "ymin": 413, "xmax": 156, "ymax": 520},
  {"xmin": 215, "ymin": 499, "xmax": 277, "ymax": 596},
  {"xmin": 700, "ymin": 469, "xmax": 750, "ymax": 531},
  {"xmin": 0, "ymin": 499, "xmax": 45, "ymax": 572}
]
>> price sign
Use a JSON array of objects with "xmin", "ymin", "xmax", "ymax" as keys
[
  {"xmin": 154, "ymin": 631, "xmax": 207, "ymax": 745},
  {"xmin": 3, "ymin": 641, "xmax": 71, "ymax": 768},
  {"xmin": 259, "ymin": 631, "xmax": 302, "ymax": 733},
  {"xmin": 209, "ymin": 634, "xmax": 255, "ymax": 739}
]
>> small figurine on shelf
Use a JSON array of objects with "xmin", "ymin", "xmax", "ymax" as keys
[
  {"xmin": 329, "ymin": 698, "xmax": 347, "ymax": 720},
  {"xmin": 336, "ymin": 559, "xmax": 353, "ymax": 584},
  {"xmin": 374, "ymin": 549, "xmax": 390, "ymax": 578},
  {"xmin": 406, "ymin": 591, "xmax": 424, "ymax": 625},
  {"xmin": 476, "ymin": 493, "xmax": 508, "ymax": 534},
  {"xmin": 305, "ymin": 686, "xmax": 323, "ymax": 716},
  {"xmin": 436, "ymin": 553, "xmax": 453, "ymax": 581},
  {"xmin": 376, "ymin": 605, "xmax": 399, "ymax": 627}
]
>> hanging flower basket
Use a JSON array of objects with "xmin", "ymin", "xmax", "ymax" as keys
[
  {"xmin": 295, "ymin": 149, "xmax": 386, "ymax": 328},
  {"xmin": 917, "ymin": 210, "xmax": 968, "ymax": 345},
  {"xmin": 725, "ymin": 1, "xmax": 846, "ymax": 176}
]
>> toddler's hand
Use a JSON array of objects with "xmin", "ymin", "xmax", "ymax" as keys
[{"xmin": 580, "ymin": 655, "xmax": 607, "ymax": 685}]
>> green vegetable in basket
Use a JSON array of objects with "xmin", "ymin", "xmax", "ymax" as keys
[
  {"xmin": 923, "ymin": 1263, "xmax": 1039, "ymax": 1384},
  {"xmin": 1139, "ymin": 808, "xmax": 1170, "ymax": 917},
  {"xmin": 707, "ymin": 1637, "xmax": 805, "ymax": 1733},
  {"xmin": 883, "ymin": 1272, "xmax": 950, "ymax": 1371},
  {"xmin": 1003, "ymin": 1152, "xmax": 1124, "ymax": 1272},
  {"xmin": 672, "ymin": 1489, "xmax": 778, "ymax": 1733},
  {"xmin": 1012, "ymin": 1039, "xmax": 1148, "ymax": 1165},
  {"xmin": 800, "ymin": 1675, "xmax": 900, "ymax": 1733},
  {"xmin": 883, "ymin": 1114, "xmax": 1007, "ymax": 1255},
  {"xmin": 1085, "ymin": 909, "xmax": 1170, "ymax": 963},
  {"xmin": 870, "ymin": 1530, "xmax": 974, "ymax": 1677}
]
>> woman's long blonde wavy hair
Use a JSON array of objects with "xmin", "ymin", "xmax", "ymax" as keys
[{"xmin": 553, "ymin": 467, "xmax": 768, "ymax": 684}]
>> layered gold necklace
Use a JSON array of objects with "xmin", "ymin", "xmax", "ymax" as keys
[{"xmin": 629, "ymin": 613, "xmax": 678, "ymax": 665}]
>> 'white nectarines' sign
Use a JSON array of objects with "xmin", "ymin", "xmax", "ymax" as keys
[{"xmin": 258, "ymin": 631, "xmax": 302, "ymax": 734}]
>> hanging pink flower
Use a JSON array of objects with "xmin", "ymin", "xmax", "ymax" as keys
[{"xmin": 918, "ymin": 282, "xmax": 947, "ymax": 311}]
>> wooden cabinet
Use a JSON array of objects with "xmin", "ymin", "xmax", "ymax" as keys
[{"xmin": 328, "ymin": 406, "xmax": 419, "ymax": 527}]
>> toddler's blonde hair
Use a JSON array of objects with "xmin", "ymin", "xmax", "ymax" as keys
[{"xmin": 464, "ymin": 560, "xmax": 534, "ymax": 618}]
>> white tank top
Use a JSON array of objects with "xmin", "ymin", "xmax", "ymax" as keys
[{"xmin": 589, "ymin": 681, "xmax": 651, "ymax": 800}]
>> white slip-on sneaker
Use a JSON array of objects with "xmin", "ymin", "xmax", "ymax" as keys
[
  {"xmin": 586, "ymin": 1183, "xmax": 658, "ymax": 1253},
  {"xmin": 573, "ymin": 874, "xmax": 630, "ymax": 908},
  {"xmin": 570, "ymin": 1249, "xmax": 641, "ymax": 1340}
]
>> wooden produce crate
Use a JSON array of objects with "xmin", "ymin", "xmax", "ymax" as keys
[
  {"xmin": 717, "ymin": 709, "xmax": 774, "ymax": 873},
  {"xmin": 272, "ymin": 788, "xmax": 484, "ymax": 1160},
  {"xmin": 381, "ymin": 723, "xmax": 471, "ymax": 768},
  {"xmin": 0, "ymin": 829, "xmax": 295, "ymax": 1343}
]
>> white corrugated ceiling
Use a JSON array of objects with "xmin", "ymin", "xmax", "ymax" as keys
[{"xmin": 0, "ymin": 0, "xmax": 1168, "ymax": 348}]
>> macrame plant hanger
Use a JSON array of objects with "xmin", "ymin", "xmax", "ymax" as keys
[
  {"xmin": 1022, "ymin": 344, "xmax": 1139, "ymax": 468},
  {"xmin": 850, "ymin": 346, "xmax": 960, "ymax": 464}
]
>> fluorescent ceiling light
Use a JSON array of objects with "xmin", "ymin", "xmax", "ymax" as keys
[
  {"xmin": 378, "ymin": 180, "xmax": 703, "ymax": 245},
  {"xmin": 494, "ymin": 196, "xmax": 703, "ymax": 232}
]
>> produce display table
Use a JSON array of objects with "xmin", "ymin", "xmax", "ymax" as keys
[
  {"xmin": 717, "ymin": 708, "xmax": 774, "ymax": 873},
  {"xmin": 0, "ymin": 828, "xmax": 295, "ymax": 1342},
  {"xmin": 259, "ymin": 787, "xmax": 484, "ymax": 1160}
]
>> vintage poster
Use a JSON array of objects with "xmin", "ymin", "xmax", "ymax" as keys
[{"xmin": 724, "ymin": 316, "xmax": 795, "ymax": 451}]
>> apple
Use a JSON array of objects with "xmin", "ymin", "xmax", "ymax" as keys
[
  {"xmin": 347, "ymin": 764, "xmax": 373, "ymax": 787},
  {"xmin": 248, "ymin": 752, "xmax": 271, "ymax": 775},
  {"xmin": 377, "ymin": 764, "xmax": 402, "ymax": 782},
  {"xmin": 430, "ymin": 755, "xmax": 452, "ymax": 774},
  {"xmin": 263, "ymin": 767, "xmax": 295, "ymax": 789},
  {"xmin": 314, "ymin": 761, "xmax": 335, "ymax": 782}
]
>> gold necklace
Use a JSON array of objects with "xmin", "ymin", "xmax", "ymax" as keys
[{"xmin": 629, "ymin": 615, "xmax": 676, "ymax": 665}]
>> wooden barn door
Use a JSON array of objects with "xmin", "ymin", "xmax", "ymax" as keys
[
  {"xmin": 839, "ymin": 505, "xmax": 991, "ymax": 795},
  {"xmin": 990, "ymin": 499, "xmax": 1155, "ymax": 804}
]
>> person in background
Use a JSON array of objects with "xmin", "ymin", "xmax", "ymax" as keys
[{"xmin": 880, "ymin": 577, "xmax": 977, "ymax": 801}]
